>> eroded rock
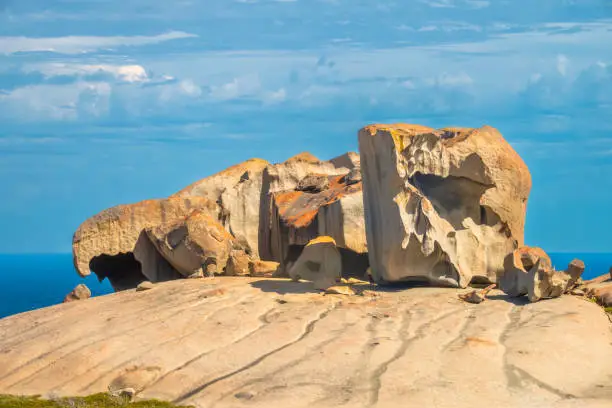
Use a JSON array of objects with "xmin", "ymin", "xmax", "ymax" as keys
[
  {"xmin": 63, "ymin": 284, "xmax": 91, "ymax": 303},
  {"xmin": 249, "ymin": 260, "xmax": 280, "ymax": 277},
  {"xmin": 225, "ymin": 249, "xmax": 251, "ymax": 276},
  {"xmin": 72, "ymin": 196, "xmax": 217, "ymax": 288},
  {"xmin": 289, "ymin": 236, "xmax": 342, "ymax": 290},
  {"xmin": 146, "ymin": 210, "xmax": 234, "ymax": 277},
  {"xmin": 499, "ymin": 247, "xmax": 570, "ymax": 302},
  {"xmin": 136, "ymin": 281, "xmax": 154, "ymax": 292},
  {"xmin": 359, "ymin": 124, "xmax": 532, "ymax": 288},
  {"xmin": 172, "ymin": 158, "xmax": 269, "ymax": 258},
  {"xmin": 269, "ymin": 173, "xmax": 367, "ymax": 276}
]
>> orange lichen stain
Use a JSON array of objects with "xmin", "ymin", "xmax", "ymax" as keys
[
  {"xmin": 273, "ymin": 174, "xmax": 363, "ymax": 229},
  {"xmin": 307, "ymin": 236, "xmax": 336, "ymax": 246},
  {"xmin": 285, "ymin": 152, "xmax": 321, "ymax": 164},
  {"xmin": 465, "ymin": 337, "xmax": 496, "ymax": 346}
]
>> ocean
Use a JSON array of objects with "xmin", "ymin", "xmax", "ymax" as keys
[{"xmin": 0, "ymin": 253, "xmax": 609, "ymax": 319}]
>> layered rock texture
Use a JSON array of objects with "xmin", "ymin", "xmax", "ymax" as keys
[
  {"xmin": 1, "ymin": 278, "xmax": 611, "ymax": 408},
  {"xmin": 72, "ymin": 152, "xmax": 364, "ymax": 291},
  {"xmin": 359, "ymin": 125, "xmax": 531, "ymax": 288}
]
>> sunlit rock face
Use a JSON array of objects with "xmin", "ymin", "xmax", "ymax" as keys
[{"xmin": 359, "ymin": 124, "xmax": 531, "ymax": 288}]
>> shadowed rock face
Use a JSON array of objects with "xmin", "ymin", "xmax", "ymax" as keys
[
  {"xmin": 146, "ymin": 210, "xmax": 235, "ymax": 277},
  {"xmin": 359, "ymin": 124, "xmax": 531, "ymax": 288},
  {"xmin": 72, "ymin": 197, "xmax": 218, "ymax": 284},
  {"xmin": 269, "ymin": 174, "xmax": 367, "ymax": 276},
  {"xmin": 72, "ymin": 152, "xmax": 361, "ymax": 290}
]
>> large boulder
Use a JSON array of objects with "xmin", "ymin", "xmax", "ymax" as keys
[
  {"xmin": 258, "ymin": 152, "xmax": 357, "ymax": 261},
  {"xmin": 359, "ymin": 124, "xmax": 532, "ymax": 288},
  {"xmin": 172, "ymin": 158, "xmax": 270, "ymax": 258},
  {"xmin": 146, "ymin": 210, "xmax": 235, "ymax": 277},
  {"xmin": 72, "ymin": 197, "xmax": 217, "ymax": 289},
  {"xmin": 499, "ymin": 246, "xmax": 570, "ymax": 302},
  {"xmin": 288, "ymin": 236, "xmax": 342, "ymax": 290},
  {"xmin": 269, "ymin": 173, "xmax": 367, "ymax": 276}
]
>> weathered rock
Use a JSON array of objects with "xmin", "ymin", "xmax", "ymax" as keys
[
  {"xmin": 259, "ymin": 152, "xmax": 356, "ymax": 262},
  {"xmin": 72, "ymin": 196, "xmax": 217, "ymax": 289},
  {"xmin": 324, "ymin": 285, "xmax": 355, "ymax": 296},
  {"xmin": 270, "ymin": 174, "xmax": 367, "ymax": 276},
  {"xmin": 172, "ymin": 158, "xmax": 269, "ymax": 258},
  {"xmin": 63, "ymin": 284, "xmax": 91, "ymax": 303},
  {"xmin": 341, "ymin": 167, "xmax": 362, "ymax": 186},
  {"xmin": 225, "ymin": 249, "xmax": 251, "ymax": 276},
  {"xmin": 249, "ymin": 260, "xmax": 280, "ymax": 277},
  {"xmin": 289, "ymin": 236, "xmax": 342, "ymax": 290},
  {"xmin": 146, "ymin": 210, "xmax": 234, "ymax": 277},
  {"xmin": 458, "ymin": 284, "xmax": 496, "ymax": 304},
  {"xmin": 359, "ymin": 124, "xmax": 531, "ymax": 287},
  {"xmin": 1, "ymin": 278, "xmax": 611, "ymax": 408},
  {"xmin": 565, "ymin": 258, "xmax": 586, "ymax": 290},
  {"xmin": 499, "ymin": 247, "xmax": 569, "ymax": 302},
  {"xmin": 328, "ymin": 151, "xmax": 360, "ymax": 170},
  {"xmin": 583, "ymin": 274, "xmax": 612, "ymax": 307},
  {"xmin": 136, "ymin": 281, "xmax": 154, "ymax": 292},
  {"xmin": 296, "ymin": 174, "xmax": 330, "ymax": 193}
]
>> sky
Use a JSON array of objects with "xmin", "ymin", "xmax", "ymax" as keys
[{"xmin": 0, "ymin": 0, "xmax": 611, "ymax": 254}]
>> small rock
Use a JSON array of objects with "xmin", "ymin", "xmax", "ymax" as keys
[
  {"xmin": 570, "ymin": 289, "xmax": 585, "ymax": 296},
  {"xmin": 63, "ymin": 284, "xmax": 91, "ymax": 303},
  {"xmin": 459, "ymin": 284, "xmax": 496, "ymax": 304},
  {"xmin": 296, "ymin": 174, "xmax": 330, "ymax": 193},
  {"xmin": 136, "ymin": 281, "xmax": 155, "ymax": 291},
  {"xmin": 325, "ymin": 285, "xmax": 355, "ymax": 296},
  {"xmin": 249, "ymin": 260, "xmax": 280, "ymax": 277},
  {"xmin": 342, "ymin": 167, "xmax": 362, "ymax": 185},
  {"xmin": 564, "ymin": 259, "xmax": 586, "ymax": 291},
  {"xmin": 225, "ymin": 250, "xmax": 251, "ymax": 276},
  {"xmin": 110, "ymin": 387, "xmax": 136, "ymax": 400}
]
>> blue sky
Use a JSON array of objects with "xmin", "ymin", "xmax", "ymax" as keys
[{"xmin": 1, "ymin": 0, "xmax": 611, "ymax": 253}]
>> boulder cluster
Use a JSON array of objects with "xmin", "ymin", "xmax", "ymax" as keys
[{"xmin": 71, "ymin": 123, "xmax": 612, "ymax": 307}]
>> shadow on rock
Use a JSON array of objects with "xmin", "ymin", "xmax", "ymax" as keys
[
  {"xmin": 486, "ymin": 293, "xmax": 531, "ymax": 306},
  {"xmin": 250, "ymin": 279, "xmax": 321, "ymax": 295}
]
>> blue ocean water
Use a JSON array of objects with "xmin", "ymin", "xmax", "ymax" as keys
[
  {"xmin": 0, "ymin": 254, "xmax": 113, "ymax": 319},
  {"xmin": 0, "ymin": 253, "xmax": 609, "ymax": 319}
]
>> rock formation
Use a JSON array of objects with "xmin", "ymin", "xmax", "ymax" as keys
[
  {"xmin": 146, "ymin": 210, "xmax": 235, "ymax": 278},
  {"xmin": 172, "ymin": 158, "xmax": 270, "ymax": 258},
  {"xmin": 72, "ymin": 196, "xmax": 217, "ymax": 290},
  {"xmin": 72, "ymin": 151, "xmax": 364, "ymax": 290},
  {"xmin": 359, "ymin": 124, "xmax": 531, "ymax": 288},
  {"xmin": 289, "ymin": 236, "xmax": 342, "ymax": 290},
  {"xmin": 269, "ymin": 172, "xmax": 367, "ymax": 276},
  {"xmin": 498, "ymin": 247, "xmax": 582, "ymax": 302},
  {"xmin": 62, "ymin": 284, "xmax": 91, "ymax": 303},
  {"xmin": 582, "ymin": 273, "xmax": 612, "ymax": 308}
]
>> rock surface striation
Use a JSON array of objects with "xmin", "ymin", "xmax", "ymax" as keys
[{"xmin": 1, "ymin": 278, "xmax": 610, "ymax": 408}]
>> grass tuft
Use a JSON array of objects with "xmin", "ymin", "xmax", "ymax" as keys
[{"xmin": 0, "ymin": 393, "xmax": 193, "ymax": 408}]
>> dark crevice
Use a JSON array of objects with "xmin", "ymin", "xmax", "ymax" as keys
[{"xmin": 89, "ymin": 253, "xmax": 147, "ymax": 291}]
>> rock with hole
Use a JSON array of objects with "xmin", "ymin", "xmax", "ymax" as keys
[{"xmin": 359, "ymin": 124, "xmax": 532, "ymax": 287}]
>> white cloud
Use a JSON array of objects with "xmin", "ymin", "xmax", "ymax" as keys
[
  {"xmin": 557, "ymin": 54, "xmax": 569, "ymax": 76},
  {"xmin": 263, "ymin": 88, "xmax": 287, "ymax": 104},
  {"xmin": 25, "ymin": 63, "xmax": 149, "ymax": 83},
  {"xmin": 209, "ymin": 75, "xmax": 262, "ymax": 100},
  {"xmin": 0, "ymin": 31, "xmax": 196, "ymax": 55}
]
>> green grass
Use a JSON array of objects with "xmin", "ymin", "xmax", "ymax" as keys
[{"xmin": 0, "ymin": 393, "xmax": 193, "ymax": 408}]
